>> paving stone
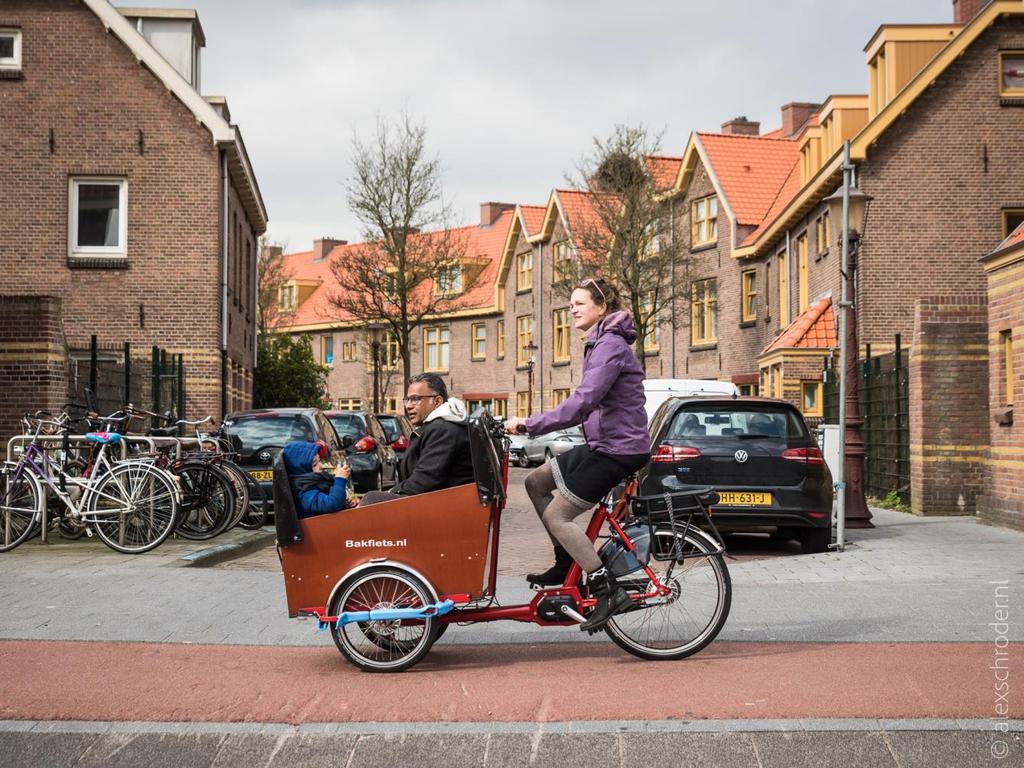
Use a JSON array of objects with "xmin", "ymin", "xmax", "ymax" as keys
[
  {"xmin": 0, "ymin": 732, "xmax": 101, "ymax": 768},
  {"xmin": 621, "ymin": 732, "xmax": 759, "ymax": 768},
  {"xmin": 751, "ymin": 731, "xmax": 895, "ymax": 768}
]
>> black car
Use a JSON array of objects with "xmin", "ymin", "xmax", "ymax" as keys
[
  {"xmin": 640, "ymin": 397, "xmax": 833, "ymax": 553},
  {"xmin": 324, "ymin": 411, "xmax": 398, "ymax": 493},
  {"xmin": 221, "ymin": 408, "xmax": 346, "ymax": 509},
  {"xmin": 375, "ymin": 413, "xmax": 413, "ymax": 459}
]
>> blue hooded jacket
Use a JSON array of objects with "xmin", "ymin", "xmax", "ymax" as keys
[{"xmin": 281, "ymin": 441, "xmax": 350, "ymax": 518}]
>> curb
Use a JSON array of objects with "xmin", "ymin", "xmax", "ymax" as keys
[{"xmin": 171, "ymin": 529, "xmax": 276, "ymax": 568}]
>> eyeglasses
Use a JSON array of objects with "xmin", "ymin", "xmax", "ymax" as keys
[
  {"xmin": 581, "ymin": 278, "xmax": 606, "ymax": 304},
  {"xmin": 403, "ymin": 394, "xmax": 440, "ymax": 404}
]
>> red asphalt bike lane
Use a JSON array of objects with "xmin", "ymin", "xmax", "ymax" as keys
[{"xmin": 2, "ymin": 639, "xmax": 1019, "ymax": 724}]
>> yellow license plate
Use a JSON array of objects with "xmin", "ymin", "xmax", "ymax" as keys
[
  {"xmin": 716, "ymin": 491, "xmax": 772, "ymax": 506},
  {"xmin": 248, "ymin": 470, "xmax": 273, "ymax": 481}
]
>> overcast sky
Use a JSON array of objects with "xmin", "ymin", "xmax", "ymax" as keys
[{"xmin": 134, "ymin": 0, "xmax": 949, "ymax": 249}]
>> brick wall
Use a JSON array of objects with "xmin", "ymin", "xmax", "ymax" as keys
[
  {"xmin": 0, "ymin": 296, "xmax": 69, "ymax": 443},
  {"xmin": 978, "ymin": 252, "xmax": 1024, "ymax": 530},
  {"xmin": 908, "ymin": 295, "xmax": 989, "ymax": 515},
  {"xmin": 0, "ymin": 0, "xmax": 259, "ymax": 421}
]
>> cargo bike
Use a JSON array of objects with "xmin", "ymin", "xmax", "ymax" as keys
[{"xmin": 275, "ymin": 411, "xmax": 731, "ymax": 672}]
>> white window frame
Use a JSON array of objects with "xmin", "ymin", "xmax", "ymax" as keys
[
  {"xmin": 0, "ymin": 28, "xmax": 22, "ymax": 71},
  {"xmin": 68, "ymin": 177, "xmax": 128, "ymax": 258}
]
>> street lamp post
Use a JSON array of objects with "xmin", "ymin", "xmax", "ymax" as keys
[
  {"xmin": 524, "ymin": 340, "xmax": 538, "ymax": 416},
  {"xmin": 368, "ymin": 323, "xmax": 384, "ymax": 413},
  {"xmin": 824, "ymin": 141, "xmax": 875, "ymax": 551}
]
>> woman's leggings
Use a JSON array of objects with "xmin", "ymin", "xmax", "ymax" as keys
[{"xmin": 523, "ymin": 463, "xmax": 603, "ymax": 572}]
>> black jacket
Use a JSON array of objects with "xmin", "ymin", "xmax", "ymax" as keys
[{"xmin": 392, "ymin": 418, "xmax": 475, "ymax": 495}]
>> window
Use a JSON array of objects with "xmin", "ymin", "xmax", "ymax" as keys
[
  {"xmin": 741, "ymin": 270, "xmax": 757, "ymax": 322},
  {"xmin": 797, "ymin": 233, "xmax": 809, "ymax": 313},
  {"xmin": 336, "ymin": 398, "xmax": 362, "ymax": 410},
  {"xmin": 516, "ymin": 315, "xmax": 534, "ymax": 365},
  {"xmin": 801, "ymin": 381, "xmax": 822, "ymax": 417},
  {"xmin": 1002, "ymin": 330, "xmax": 1015, "ymax": 406},
  {"xmin": 382, "ymin": 330, "xmax": 400, "ymax": 370},
  {"xmin": 642, "ymin": 219, "xmax": 662, "ymax": 260},
  {"xmin": 436, "ymin": 262, "xmax": 462, "ymax": 296},
  {"xmin": 493, "ymin": 398, "xmax": 508, "ymax": 419},
  {"xmin": 690, "ymin": 194, "xmax": 718, "ymax": 247},
  {"xmin": 496, "ymin": 319, "xmax": 505, "ymax": 359},
  {"xmin": 320, "ymin": 335, "xmax": 334, "ymax": 365},
  {"xmin": 383, "ymin": 396, "xmax": 399, "ymax": 413},
  {"xmin": 1002, "ymin": 209, "xmax": 1024, "ymax": 239},
  {"xmin": 553, "ymin": 388, "xmax": 571, "ymax": 406},
  {"xmin": 278, "ymin": 284, "xmax": 296, "ymax": 311},
  {"xmin": 517, "ymin": 250, "xmax": 533, "ymax": 291},
  {"xmin": 384, "ymin": 269, "xmax": 399, "ymax": 300},
  {"xmin": 423, "ymin": 326, "xmax": 450, "ymax": 371},
  {"xmin": 471, "ymin": 323, "xmax": 487, "ymax": 360},
  {"xmin": 553, "ymin": 241, "xmax": 573, "ymax": 282},
  {"xmin": 641, "ymin": 293, "xmax": 660, "ymax": 352},
  {"xmin": 765, "ymin": 260, "xmax": 771, "ymax": 318},
  {"xmin": 0, "ymin": 28, "xmax": 21, "ymax": 71},
  {"xmin": 777, "ymin": 250, "xmax": 789, "ymax": 327},
  {"xmin": 738, "ymin": 383, "xmax": 759, "ymax": 396},
  {"xmin": 553, "ymin": 308, "xmax": 570, "ymax": 362},
  {"xmin": 815, "ymin": 211, "xmax": 831, "ymax": 257},
  {"xmin": 340, "ymin": 340, "xmax": 357, "ymax": 362},
  {"xmin": 690, "ymin": 278, "xmax": 717, "ymax": 345},
  {"xmin": 69, "ymin": 178, "xmax": 127, "ymax": 258},
  {"xmin": 516, "ymin": 391, "xmax": 530, "ymax": 418},
  {"xmin": 999, "ymin": 52, "xmax": 1024, "ymax": 97}
]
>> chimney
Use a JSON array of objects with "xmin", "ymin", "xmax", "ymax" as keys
[
  {"xmin": 953, "ymin": 0, "xmax": 989, "ymax": 24},
  {"xmin": 780, "ymin": 102, "xmax": 822, "ymax": 137},
  {"xmin": 720, "ymin": 116, "xmax": 761, "ymax": 136},
  {"xmin": 313, "ymin": 237, "xmax": 346, "ymax": 262},
  {"xmin": 480, "ymin": 202, "xmax": 515, "ymax": 226},
  {"xmin": 260, "ymin": 243, "xmax": 282, "ymax": 261}
]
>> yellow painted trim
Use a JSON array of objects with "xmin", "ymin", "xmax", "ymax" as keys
[
  {"xmin": 988, "ymin": 458, "xmax": 1024, "ymax": 469},
  {"xmin": 863, "ymin": 24, "xmax": 960, "ymax": 61},
  {"xmin": 817, "ymin": 94, "xmax": 870, "ymax": 123},
  {"xmin": 991, "ymin": 445, "xmax": 1024, "ymax": 455},
  {"xmin": 916, "ymin": 455, "xmax": 988, "ymax": 464},
  {"xmin": 529, "ymin": 190, "xmax": 563, "ymax": 244},
  {"xmin": 910, "ymin": 443, "xmax": 988, "ymax": 452},
  {"xmin": 913, "ymin": 343, "xmax": 988, "ymax": 352},
  {"xmin": 757, "ymin": 348, "xmax": 832, "ymax": 368},
  {"xmin": 998, "ymin": 51, "xmax": 1024, "ymax": 97},
  {"xmin": 911, "ymin": 354, "xmax": 989, "ymax": 362},
  {"xmin": 983, "ymin": 246, "xmax": 1024, "ymax": 273}
]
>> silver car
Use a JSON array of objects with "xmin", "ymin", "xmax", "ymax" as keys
[{"xmin": 519, "ymin": 427, "xmax": 585, "ymax": 466}]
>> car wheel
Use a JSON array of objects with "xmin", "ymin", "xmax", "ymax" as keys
[
  {"xmin": 801, "ymin": 526, "xmax": 831, "ymax": 554},
  {"xmin": 517, "ymin": 453, "xmax": 530, "ymax": 469}
]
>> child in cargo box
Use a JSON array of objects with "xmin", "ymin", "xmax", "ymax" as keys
[{"xmin": 281, "ymin": 440, "xmax": 354, "ymax": 518}]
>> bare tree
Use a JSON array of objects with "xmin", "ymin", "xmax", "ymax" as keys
[
  {"xmin": 256, "ymin": 235, "xmax": 292, "ymax": 335},
  {"xmin": 563, "ymin": 125, "xmax": 691, "ymax": 373},
  {"xmin": 327, "ymin": 113, "xmax": 476, "ymax": 385}
]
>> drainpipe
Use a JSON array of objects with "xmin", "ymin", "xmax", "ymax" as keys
[
  {"xmin": 785, "ymin": 230, "xmax": 793, "ymax": 327},
  {"xmin": 669, "ymin": 200, "xmax": 677, "ymax": 378},
  {"xmin": 220, "ymin": 150, "xmax": 229, "ymax": 418},
  {"xmin": 537, "ymin": 242, "xmax": 544, "ymax": 414}
]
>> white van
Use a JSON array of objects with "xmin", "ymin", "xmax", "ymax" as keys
[{"xmin": 642, "ymin": 378, "xmax": 739, "ymax": 422}]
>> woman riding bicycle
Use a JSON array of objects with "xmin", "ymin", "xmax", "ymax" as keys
[{"xmin": 504, "ymin": 277, "xmax": 650, "ymax": 633}]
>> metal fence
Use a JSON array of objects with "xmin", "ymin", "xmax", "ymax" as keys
[
  {"xmin": 68, "ymin": 336, "xmax": 185, "ymax": 426},
  {"xmin": 822, "ymin": 334, "xmax": 910, "ymax": 505}
]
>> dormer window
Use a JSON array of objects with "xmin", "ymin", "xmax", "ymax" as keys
[
  {"xmin": 436, "ymin": 262, "xmax": 462, "ymax": 296},
  {"xmin": 0, "ymin": 28, "xmax": 22, "ymax": 73},
  {"xmin": 278, "ymin": 284, "xmax": 296, "ymax": 311}
]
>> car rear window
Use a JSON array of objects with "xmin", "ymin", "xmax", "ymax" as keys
[
  {"xmin": 667, "ymin": 406, "xmax": 808, "ymax": 439},
  {"xmin": 376, "ymin": 415, "xmax": 400, "ymax": 441},
  {"xmin": 328, "ymin": 414, "xmax": 368, "ymax": 440},
  {"xmin": 223, "ymin": 414, "xmax": 314, "ymax": 448}
]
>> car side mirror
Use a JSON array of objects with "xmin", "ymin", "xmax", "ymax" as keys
[{"xmin": 340, "ymin": 435, "xmax": 355, "ymax": 449}]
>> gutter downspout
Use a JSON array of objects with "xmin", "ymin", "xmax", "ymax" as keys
[
  {"xmin": 785, "ymin": 230, "xmax": 793, "ymax": 328},
  {"xmin": 220, "ymin": 150, "xmax": 229, "ymax": 418}
]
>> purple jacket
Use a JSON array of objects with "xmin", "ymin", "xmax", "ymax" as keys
[{"xmin": 525, "ymin": 310, "xmax": 650, "ymax": 456}]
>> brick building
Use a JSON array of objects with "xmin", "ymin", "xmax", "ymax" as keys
[{"xmin": 0, "ymin": 0, "xmax": 267, "ymax": 439}]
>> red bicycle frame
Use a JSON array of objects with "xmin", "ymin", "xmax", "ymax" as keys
[{"xmin": 440, "ymin": 477, "xmax": 672, "ymax": 626}]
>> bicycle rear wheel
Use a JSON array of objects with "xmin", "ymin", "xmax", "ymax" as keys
[
  {"xmin": 0, "ymin": 465, "xmax": 43, "ymax": 552},
  {"xmin": 174, "ymin": 462, "xmax": 236, "ymax": 540},
  {"xmin": 216, "ymin": 460, "xmax": 251, "ymax": 530},
  {"xmin": 604, "ymin": 525, "xmax": 731, "ymax": 661},
  {"xmin": 88, "ymin": 463, "xmax": 178, "ymax": 554}
]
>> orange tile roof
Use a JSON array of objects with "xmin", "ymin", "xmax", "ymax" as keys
[
  {"xmin": 697, "ymin": 132, "xmax": 801, "ymax": 228},
  {"xmin": 740, "ymin": 156, "xmax": 802, "ymax": 247},
  {"xmin": 760, "ymin": 127, "xmax": 785, "ymax": 139},
  {"xmin": 645, "ymin": 154, "xmax": 683, "ymax": 192},
  {"xmin": 278, "ymin": 209, "xmax": 516, "ymax": 328},
  {"xmin": 519, "ymin": 205, "xmax": 546, "ymax": 237},
  {"xmin": 761, "ymin": 297, "xmax": 836, "ymax": 355},
  {"xmin": 555, "ymin": 189, "xmax": 618, "ymax": 264}
]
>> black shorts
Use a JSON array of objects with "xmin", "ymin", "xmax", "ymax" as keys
[{"xmin": 549, "ymin": 443, "xmax": 650, "ymax": 509}]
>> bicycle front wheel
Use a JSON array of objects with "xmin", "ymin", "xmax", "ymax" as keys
[
  {"xmin": 88, "ymin": 463, "xmax": 178, "ymax": 554},
  {"xmin": 0, "ymin": 465, "xmax": 43, "ymax": 552},
  {"xmin": 604, "ymin": 525, "xmax": 731, "ymax": 661}
]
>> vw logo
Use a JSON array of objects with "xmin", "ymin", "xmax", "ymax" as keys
[
  {"xmin": 734, "ymin": 450, "xmax": 749, "ymax": 464},
  {"xmin": 259, "ymin": 451, "xmax": 272, "ymax": 463}
]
